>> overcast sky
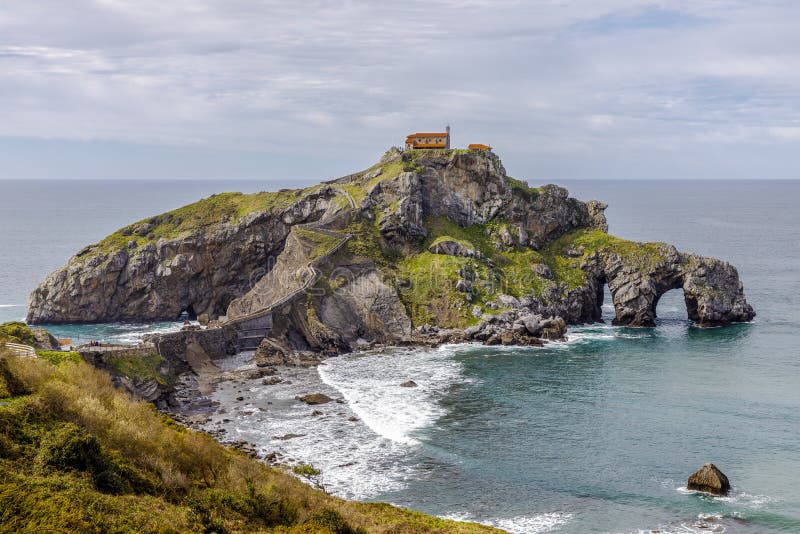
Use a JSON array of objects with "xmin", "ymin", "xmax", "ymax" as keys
[{"xmin": 1, "ymin": 1, "xmax": 799, "ymax": 181}]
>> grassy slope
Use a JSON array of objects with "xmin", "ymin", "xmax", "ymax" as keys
[
  {"xmin": 341, "ymin": 212, "xmax": 668, "ymax": 328},
  {"xmin": 0, "ymin": 350, "xmax": 501, "ymax": 534},
  {"xmin": 78, "ymin": 186, "xmax": 323, "ymax": 261},
  {"xmin": 0, "ymin": 322, "xmax": 36, "ymax": 345}
]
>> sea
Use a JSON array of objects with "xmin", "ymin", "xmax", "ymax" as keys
[{"xmin": 1, "ymin": 178, "xmax": 798, "ymax": 533}]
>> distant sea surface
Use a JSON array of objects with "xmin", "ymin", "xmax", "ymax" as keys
[{"xmin": 2, "ymin": 178, "xmax": 799, "ymax": 533}]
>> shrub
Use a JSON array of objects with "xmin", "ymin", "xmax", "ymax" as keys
[
  {"xmin": 0, "ymin": 357, "xmax": 30, "ymax": 397},
  {"xmin": 0, "ymin": 322, "xmax": 35, "ymax": 345},
  {"xmin": 34, "ymin": 422, "xmax": 103, "ymax": 472},
  {"xmin": 35, "ymin": 350, "xmax": 82, "ymax": 365},
  {"xmin": 309, "ymin": 508, "xmax": 367, "ymax": 534}
]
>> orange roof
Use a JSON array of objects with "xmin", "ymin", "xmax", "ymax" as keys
[
  {"xmin": 468, "ymin": 143, "xmax": 491, "ymax": 150},
  {"xmin": 407, "ymin": 132, "xmax": 449, "ymax": 138}
]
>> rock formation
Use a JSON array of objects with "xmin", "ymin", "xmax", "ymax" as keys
[
  {"xmin": 28, "ymin": 148, "xmax": 754, "ymax": 360},
  {"xmin": 687, "ymin": 463, "xmax": 731, "ymax": 495}
]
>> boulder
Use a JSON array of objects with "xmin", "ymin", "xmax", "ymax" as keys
[
  {"xmin": 296, "ymin": 393, "xmax": 333, "ymax": 405},
  {"xmin": 32, "ymin": 329, "xmax": 60, "ymax": 350},
  {"xmin": 687, "ymin": 463, "xmax": 730, "ymax": 495},
  {"xmin": 455, "ymin": 279, "xmax": 473, "ymax": 293},
  {"xmin": 539, "ymin": 317, "xmax": 567, "ymax": 340},
  {"xmin": 399, "ymin": 380, "xmax": 418, "ymax": 388},
  {"xmin": 261, "ymin": 376, "xmax": 282, "ymax": 386},
  {"xmin": 428, "ymin": 239, "xmax": 477, "ymax": 257},
  {"xmin": 519, "ymin": 314, "xmax": 542, "ymax": 336}
]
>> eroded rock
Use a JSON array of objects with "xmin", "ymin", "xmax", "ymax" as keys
[{"xmin": 687, "ymin": 463, "xmax": 731, "ymax": 495}]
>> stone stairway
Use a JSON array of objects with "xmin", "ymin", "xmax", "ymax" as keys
[{"xmin": 228, "ymin": 222, "xmax": 352, "ymax": 354}]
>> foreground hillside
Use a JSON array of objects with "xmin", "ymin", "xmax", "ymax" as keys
[{"xmin": 0, "ymin": 348, "xmax": 500, "ymax": 534}]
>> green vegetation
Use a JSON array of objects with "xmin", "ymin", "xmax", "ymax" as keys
[
  {"xmin": 0, "ymin": 322, "xmax": 35, "ymax": 345},
  {"xmin": 35, "ymin": 351, "xmax": 82, "ymax": 366},
  {"xmin": 294, "ymin": 228, "xmax": 346, "ymax": 262},
  {"xmin": 106, "ymin": 353, "xmax": 168, "ymax": 385},
  {"xmin": 539, "ymin": 229, "xmax": 669, "ymax": 290},
  {"xmin": 388, "ymin": 220, "xmax": 669, "ymax": 327},
  {"xmin": 342, "ymin": 218, "xmax": 402, "ymax": 270},
  {"xmin": 80, "ymin": 186, "xmax": 325, "ymax": 260},
  {"xmin": 506, "ymin": 177, "xmax": 542, "ymax": 200},
  {"xmin": 0, "ymin": 349, "xmax": 500, "ymax": 533},
  {"xmin": 337, "ymin": 160, "xmax": 405, "ymax": 204}
]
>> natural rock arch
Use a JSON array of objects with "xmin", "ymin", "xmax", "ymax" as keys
[{"xmin": 594, "ymin": 244, "xmax": 755, "ymax": 327}]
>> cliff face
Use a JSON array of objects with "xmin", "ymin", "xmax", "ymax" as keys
[
  {"xmin": 28, "ymin": 148, "xmax": 754, "ymax": 344},
  {"xmin": 27, "ymin": 186, "xmax": 347, "ymax": 324}
]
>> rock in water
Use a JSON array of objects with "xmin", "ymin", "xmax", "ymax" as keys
[
  {"xmin": 400, "ymin": 380, "xmax": 418, "ymax": 387},
  {"xmin": 687, "ymin": 463, "xmax": 731, "ymax": 495},
  {"xmin": 296, "ymin": 393, "xmax": 333, "ymax": 405}
]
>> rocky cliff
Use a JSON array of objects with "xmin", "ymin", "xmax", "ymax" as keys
[{"xmin": 28, "ymin": 148, "xmax": 754, "ymax": 353}]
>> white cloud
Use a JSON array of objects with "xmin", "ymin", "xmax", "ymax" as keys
[{"xmin": 0, "ymin": 0, "xmax": 799, "ymax": 179}]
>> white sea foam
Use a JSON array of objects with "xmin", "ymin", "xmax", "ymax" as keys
[
  {"xmin": 637, "ymin": 513, "xmax": 729, "ymax": 534},
  {"xmin": 442, "ymin": 512, "xmax": 572, "ymax": 534},
  {"xmin": 676, "ymin": 485, "xmax": 776, "ymax": 508},
  {"xmin": 0, "ymin": 304, "xmax": 20, "ymax": 308},
  {"xmin": 557, "ymin": 325, "xmax": 652, "ymax": 347},
  {"xmin": 205, "ymin": 345, "xmax": 466, "ymax": 500},
  {"xmin": 318, "ymin": 345, "xmax": 464, "ymax": 445},
  {"xmin": 104, "ymin": 321, "xmax": 193, "ymax": 344}
]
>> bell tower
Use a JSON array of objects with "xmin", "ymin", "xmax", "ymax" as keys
[{"xmin": 446, "ymin": 124, "xmax": 451, "ymax": 149}]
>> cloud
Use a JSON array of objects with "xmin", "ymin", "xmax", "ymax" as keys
[{"xmin": 0, "ymin": 0, "xmax": 799, "ymax": 179}]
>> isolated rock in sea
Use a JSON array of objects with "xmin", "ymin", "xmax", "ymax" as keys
[
  {"xmin": 296, "ymin": 393, "xmax": 333, "ymax": 405},
  {"xmin": 687, "ymin": 463, "xmax": 731, "ymax": 495},
  {"xmin": 400, "ymin": 380, "xmax": 418, "ymax": 387}
]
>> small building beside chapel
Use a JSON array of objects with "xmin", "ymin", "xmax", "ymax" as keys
[{"xmin": 405, "ymin": 126, "xmax": 450, "ymax": 150}]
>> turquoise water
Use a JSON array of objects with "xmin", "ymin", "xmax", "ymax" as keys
[
  {"xmin": 371, "ymin": 180, "xmax": 800, "ymax": 533},
  {"xmin": 2, "ymin": 179, "xmax": 799, "ymax": 533}
]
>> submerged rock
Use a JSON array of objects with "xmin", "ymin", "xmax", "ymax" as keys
[
  {"xmin": 261, "ymin": 376, "xmax": 282, "ymax": 386},
  {"xmin": 687, "ymin": 463, "xmax": 731, "ymax": 495},
  {"xmin": 296, "ymin": 393, "xmax": 333, "ymax": 405}
]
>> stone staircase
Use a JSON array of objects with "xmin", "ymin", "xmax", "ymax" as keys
[{"xmin": 228, "ymin": 222, "xmax": 352, "ymax": 353}]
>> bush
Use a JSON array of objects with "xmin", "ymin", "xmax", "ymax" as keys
[
  {"xmin": 0, "ymin": 322, "xmax": 35, "ymax": 345},
  {"xmin": 35, "ymin": 350, "xmax": 82, "ymax": 366},
  {"xmin": 0, "ymin": 357, "xmax": 30, "ymax": 397},
  {"xmin": 35, "ymin": 422, "xmax": 103, "ymax": 472},
  {"xmin": 309, "ymin": 508, "xmax": 367, "ymax": 534}
]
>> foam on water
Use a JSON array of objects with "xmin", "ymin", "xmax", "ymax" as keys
[
  {"xmin": 676, "ymin": 486, "xmax": 776, "ymax": 508},
  {"xmin": 318, "ymin": 345, "xmax": 466, "ymax": 445},
  {"xmin": 42, "ymin": 321, "xmax": 191, "ymax": 345},
  {"xmin": 0, "ymin": 304, "xmax": 20, "ymax": 308},
  {"xmin": 442, "ymin": 512, "xmax": 572, "ymax": 534},
  {"xmin": 205, "ymin": 345, "xmax": 467, "ymax": 500}
]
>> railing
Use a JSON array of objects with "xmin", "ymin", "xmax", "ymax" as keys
[
  {"xmin": 75, "ymin": 342, "xmax": 156, "ymax": 353},
  {"xmin": 4, "ymin": 342, "xmax": 36, "ymax": 358}
]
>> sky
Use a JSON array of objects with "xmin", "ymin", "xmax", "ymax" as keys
[{"xmin": 1, "ymin": 1, "xmax": 799, "ymax": 181}]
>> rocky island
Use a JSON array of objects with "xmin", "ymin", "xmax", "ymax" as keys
[{"xmin": 28, "ymin": 148, "xmax": 754, "ymax": 356}]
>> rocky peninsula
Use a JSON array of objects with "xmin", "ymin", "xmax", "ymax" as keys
[{"xmin": 28, "ymin": 148, "xmax": 754, "ymax": 371}]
